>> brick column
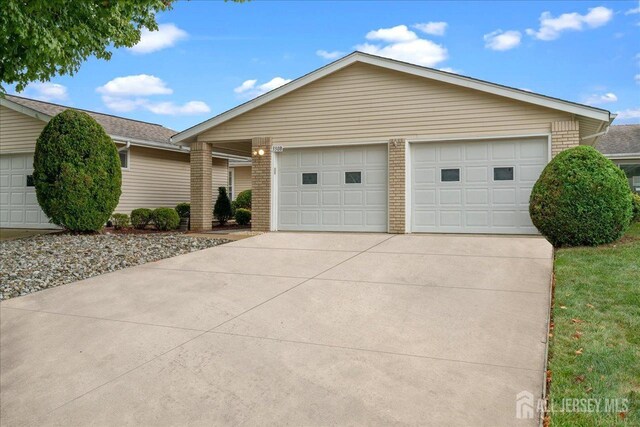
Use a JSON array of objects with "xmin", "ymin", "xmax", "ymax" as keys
[
  {"xmin": 388, "ymin": 138, "xmax": 407, "ymax": 234},
  {"xmin": 551, "ymin": 120, "xmax": 580, "ymax": 157},
  {"xmin": 251, "ymin": 137, "xmax": 272, "ymax": 232},
  {"xmin": 190, "ymin": 141, "xmax": 213, "ymax": 231}
]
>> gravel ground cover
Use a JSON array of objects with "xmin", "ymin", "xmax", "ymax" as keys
[{"xmin": 0, "ymin": 233, "xmax": 228, "ymax": 300}]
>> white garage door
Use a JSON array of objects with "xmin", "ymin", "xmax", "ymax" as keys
[
  {"xmin": 278, "ymin": 145, "xmax": 387, "ymax": 232},
  {"xmin": 0, "ymin": 153, "xmax": 52, "ymax": 229},
  {"xmin": 411, "ymin": 138, "xmax": 547, "ymax": 234}
]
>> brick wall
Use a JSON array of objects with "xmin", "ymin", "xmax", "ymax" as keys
[
  {"xmin": 551, "ymin": 120, "xmax": 580, "ymax": 157},
  {"xmin": 388, "ymin": 138, "xmax": 406, "ymax": 233},
  {"xmin": 251, "ymin": 137, "xmax": 272, "ymax": 232},
  {"xmin": 190, "ymin": 141, "xmax": 213, "ymax": 231}
]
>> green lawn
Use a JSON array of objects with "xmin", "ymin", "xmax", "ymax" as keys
[{"xmin": 547, "ymin": 222, "xmax": 640, "ymax": 426}]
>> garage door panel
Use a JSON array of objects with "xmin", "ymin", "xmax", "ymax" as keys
[
  {"xmin": 278, "ymin": 145, "xmax": 387, "ymax": 232},
  {"xmin": 11, "ymin": 192, "xmax": 25, "ymax": 205},
  {"xmin": 411, "ymin": 138, "xmax": 546, "ymax": 234}
]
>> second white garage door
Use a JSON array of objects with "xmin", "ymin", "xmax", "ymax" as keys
[
  {"xmin": 278, "ymin": 145, "xmax": 387, "ymax": 232},
  {"xmin": 411, "ymin": 138, "xmax": 547, "ymax": 234}
]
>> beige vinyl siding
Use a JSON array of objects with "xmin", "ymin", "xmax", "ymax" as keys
[
  {"xmin": 232, "ymin": 166, "xmax": 251, "ymax": 196},
  {"xmin": 198, "ymin": 63, "xmax": 570, "ymax": 145},
  {"xmin": 212, "ymin": 157, "xmax": 229, "ymax": 193},
  {"xmin": 0, "ymin": 106, "xmax": 46, "ymax": 153},
  {"xmin": 117, "ymin": 146, "xmax": 228, "ymax": 213}
]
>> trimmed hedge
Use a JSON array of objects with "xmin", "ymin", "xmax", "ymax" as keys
[
  {"xmin": 214, "ymin": 187, "xmax": 232, "ymax": 225},
  {"xmin": 33, "ymin": 110, "xmax": 121, "ymax": 231},
  {"xmin": 529, "ymin": 146, "xmax": 633, "ymax": 247},
  {"xmin": 152, "ymin": 207, "xmax": 180, "ymax": 231},
  {"xmin": 632, "ymin": 193, "xmax": 640, "ymax": 222},
  {"xmin": 235, "ymin": 208, "xmax": 251, "ymax": 226},
  {"xmin": 235, "ymin": 189, "xmax": 251, "ymax": 210},
  {"xmin": 175, "ymin": 202, "xmax": 190, "ymax": 218},
  {"xmin": 131, "ymin": 208, "xmax": 153, "ymax": 229},
  {"xmin": 111, "ymin": 213, "xmax": 130, "ymax": 230}
]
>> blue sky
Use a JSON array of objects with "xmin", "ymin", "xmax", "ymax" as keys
[{"xmin": 10, "ymin": 0, "xmax": 640, "ymax": 131}]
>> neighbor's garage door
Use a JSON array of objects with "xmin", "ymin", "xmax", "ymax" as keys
[
  {"xmin": 411, "ymin": 138, "xmax": 547, "ymax": 234},
  {"xmin": 278, "ymin": 145, "xmax": 387, "ymax": 232},
  {"xmin": 0, "ymin": 153, "xmax": 52, "ymax": 228}
]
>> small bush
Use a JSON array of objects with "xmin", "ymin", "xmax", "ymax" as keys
[
  {"xmin": 235, "ymin": 208, "xmax": 251, "ymax": 226},
  {"xmin": 529, "ymin": 146, "xmax": 633, "ymax": 247},
  {"xmin": 632, "ymin": 193, "xmax": 640, "ymax": 222},
  {"xmin": 131, "ymin": 208, "xmax": 153, "ymax": 229},
  {"xmin": 175, "ymin": 202, "xmax": 190, "ymax": 218},
  {"xmin": 235, "ymin": 189, "xmax": 251, "ymax": 209},
  {"xmin": 214, "ymin": 187, "xmax": 232, "ymax": 225},
  {"xmin": 33, "ymin": 110, "xmax": 121, "ymax": 231},
  {"xmin": 111, "ymin": 213, "xmax": 130, "ymax": 230},
  {"xmin": 152, "ymin": 207, "xmax": 180, "ymax": 231}
]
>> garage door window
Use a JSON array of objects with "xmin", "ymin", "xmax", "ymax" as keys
[
  {"xmin": 26, "ymin": 175, "xmax": 35, "ymax": 187},
  {"xmin": 302, "ymin": 173, "xmax": 318, "ymax": 185},
  {"xmin": 441, "ymin": 168, "xmax": 460, "ymax": 182},
  {"xmin": 345, "ymin": 171, "xmax": 362, "ymax": 184},
  {"xmin": 493, "ymin": 167, "xmax": 514, "ymax": 181}
]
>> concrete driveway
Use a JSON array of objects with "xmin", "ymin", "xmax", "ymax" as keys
[{"xmin": 1, "ymin": 232, "xmax": 553, "ymax": 426}]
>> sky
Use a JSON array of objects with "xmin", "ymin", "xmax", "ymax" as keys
[{"xmin": 9, "ymin": 0, "xmax": 640, "ymax": 131}]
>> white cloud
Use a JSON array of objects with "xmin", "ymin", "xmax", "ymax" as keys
[
  {"xmin": 145, "ymin": 101, "xmax": 210, "ymax": 115},
  {"xmin": 526, "ymin": 6, "xmax": 613, "ymax": 41},
  {"xmin": 635, "ymin": 74, "xmax": 640, "ymax": 84},
  {"xmin": 316, "ymin": 50, "xmax": 345, "ymax": 60},
  {"xmin": 234, "ymin": 77, "xmax": 292, "ymax": 99},
  {"xmin": 625, "ymin": 7, "xmax": 640, "ymax": 15},
  {"xmin": 22, "ymin": 82, "xmax": 68, "ymax": 102},
  {"xmin": 234, "ymin": 79, "xmax": 257, "ymax": 94},
  {"xmin": 584, "ymin": 92, "xmax": 618, "ymax": 105},
  {"xmin": 357, "ymin": 38, "xmax": 448, "ymax": 67},
  {"xmin": 414, "ymin": 22, "xmax": 448, "ymax": 36},
  {"xmin": 615, "ymin": 108, "xmax": 640, "ymax": 121},
  {"xmin": 129, "ymin": 23, "xmax": 188, "ymax": 54},
  {"xmin": 484, "ymin": 30, "xmax": 522, "ymax": 51},
  {"xmin": 366, "ymin": 25, "xmax": 417, "ymax": 43},
  {"xmin": 97, "ymin": 74, "xmax": 209, "ymax": 116},
  {"xmin": 97, "ymin": 74, "xmax": 172, "ymax": 97}
]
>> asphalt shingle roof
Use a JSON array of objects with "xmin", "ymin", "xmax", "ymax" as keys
[
  {"xmin": 596, "ymin": 124, "xmax": 640, "ymax": 156},
  {"xmin": 5, "ymin": 95, "xmax": 177, "ymax": 144}
]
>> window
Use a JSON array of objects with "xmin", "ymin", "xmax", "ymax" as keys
[
  {"xmin": 617, "ymin": 163, "xmax": 640, "ymax": 194},
  {"xmin": 494, "ymin": 167, "xmax": 514, "ymax": 181},
  {"xmin": 26, "ymin": 175, "xmax": 35, "ymax": 187},
  {"xmin": 118, "ymin": 149, "xmax": 129, "ymax": 169},
  {"xmin": 345, "ymin": 171, "xmax": 362, "ymax": 184},
  {"xmin": 441, "ymin": 168, "xmax": 460, "ymax": 182},
  {"xmin": 302, "ymin": 173, "xmax": 318, "ymax": 185},
  {"xmin": 228, "ymin": 169, "xmax": 235, "ymax": 199}
]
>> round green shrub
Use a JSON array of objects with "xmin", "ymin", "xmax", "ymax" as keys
[
  {"xmin": 175, "ymin": 202, "xmax": 190, "ymax": 218},
  {"xmin": 152, "ymin": 207, "xmax": 180, "ymax": 231},
  {"xmin": 235, "ymin": 208, "xmax": 251, "ymax": 226},
  {"xmin": 632, "ymin": 193, "xmax": 640, "ymax": 222},
  {"xmin": 131, "ymin": 208, "xmax": 153, "ymax": 229},
  {"xmin": 235, "ymin": 189, "xmax": 251, "ymax": 210},
  {"xmin": 33, "ymin": 110, "xmax": 121, "ymax": 231},
  {"xmin": 111, "ymin": 213, "xmax": 130, "ymax": 230},
  {"xmin": 214, "ymin": 187, "xmax": 232, "ymax": 225},
  {"xmin": 529, "ymin": 146, "xmax": 633, "ymax": 247}
]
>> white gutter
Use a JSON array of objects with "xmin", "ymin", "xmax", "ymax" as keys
[{"xmin": 604, "ymin": 153, "xmax": 640, "ymax": 159}]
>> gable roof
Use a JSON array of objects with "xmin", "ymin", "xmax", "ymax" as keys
[
  {"xmin": 2, "ymin": 94, "xmax": 177, "ymax": 145},
  {"xmin": 595, "ymin": 124, "xmax": 640, "ymax": 157},
  {"xmin": 172, "ymin": 51, "xmax": 614, "ymax": 144}
]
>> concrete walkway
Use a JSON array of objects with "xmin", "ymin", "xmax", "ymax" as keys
[{"xmin": 0, "ymin": 233, "xmax": 553, "ymax": 426}]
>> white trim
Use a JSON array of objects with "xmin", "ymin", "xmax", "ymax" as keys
[
  {"xmin": 605, "ymin": 153, "xmax": 640, "ymax": 160},
  {"xmin": 0, "ymin": 97, "xmax": 53, "ymax": 122},
  {"xmin": 228, "ymin": 167, "xmax": 235, "ymax": 200},
  {"xmin": 409, "ymin": 132, "xmax": 551, "ymax": 144},
  {"xmin": 270, "ymin": 152, "xmax": 278, "ymax": 231},
  {"xmin": 404, "ymin": 139, "xmax": 411, "ymax": 234},
  {"xmin": 547, "ymin": 134, "xmax": 552, "ymax": 164},
  {"xmin": 172, "ymin": 52, "xmax": 610, "ymax": 143},
  {"xmin": 273, "ymin": 140, "xmax": 388, "ymax": 150}
]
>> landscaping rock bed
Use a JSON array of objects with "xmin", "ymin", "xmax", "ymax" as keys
[{"xmin": 0, "ymin": 233, "xmax": 228, "ymax": 300}]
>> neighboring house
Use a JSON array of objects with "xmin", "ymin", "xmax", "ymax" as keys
[
  {"xmin": 0, "ymin": 95, "xmax": 237, "ymax": 229},
  {"xmin": 173, "ymin": 52, "xmax": 615, "ymax": 235},
  {"xmin": 595, "ymin": 124, "xmax": 640, "ymax": 194}
]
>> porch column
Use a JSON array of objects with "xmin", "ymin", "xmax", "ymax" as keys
[
  {"xmin": 388, "ymin": 138, "xmax": 407, "ymax": 234},
  {"xmin": 190, "ymin": 141, "xmax": 213, "ymax": 231},
  {"xmin": 251, "ymin": 137, "xmax": 272, "ymax": 232},
  {"xmin": 551, "ymin": 120, "xmax": 580, "ymax": 157}
]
